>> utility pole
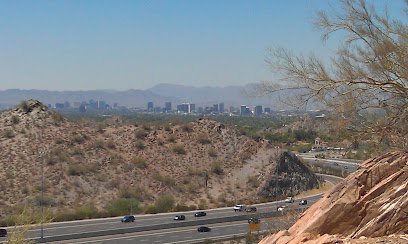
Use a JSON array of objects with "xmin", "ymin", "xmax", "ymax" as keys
[{"xmin": 39, "ymin": 151, "xmax": 45, "ymax": 242}]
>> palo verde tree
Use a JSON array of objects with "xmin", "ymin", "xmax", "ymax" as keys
[{"xmin": 256, "ymin": 0, "xmax": 407, "ymax": 150}]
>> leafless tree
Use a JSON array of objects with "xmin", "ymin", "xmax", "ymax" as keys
[{"xmin": 258, "ymin": 0, "xmax": 407, "ymax": 149}]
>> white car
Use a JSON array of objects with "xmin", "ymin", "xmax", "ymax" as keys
[
  {"xmin": 277, "ymin": 206, "xmax": 285, "ymax": 211},
  {"xmin": 233, "ymin": 204, "xmax": 246, "ymax": 212},
  {"xmin": 285, "ymin": 197, "xmax": 294, "ymax": 203}
]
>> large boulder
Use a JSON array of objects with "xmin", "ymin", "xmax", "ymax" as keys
[{"xmin": 260, "ymin": 151, "xmax": 408, "ymax": 243}]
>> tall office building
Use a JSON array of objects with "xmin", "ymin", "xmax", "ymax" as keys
[
  {"xmin": 147, "ymin": 102, "xmax": 154, "ymax": 112},
  {"xmin": 213, "ymin": 104, "xmax": 219, "ymax": 113},
  {"xmin": 240, "ymin": 105, "xmax": 247, "ymax": 116},
  {"xmin": 165, "ymin": 102, "xmax": 172, "ymax": 112},
  {"xmin": 254, "ymin": 105, "xmax": 263, "ymax": 116},
  {"xmin": 219, "ymin": 103, "xmax": 225, "ymax": 113}
]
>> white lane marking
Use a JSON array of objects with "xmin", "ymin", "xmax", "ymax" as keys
[
  {"xmin": 60, "ymin": 222, "xmax": 247, "ymax": 244},
  {"xmin": 166, "ymin": 233, "xmax": 246, "ymax": 244}
]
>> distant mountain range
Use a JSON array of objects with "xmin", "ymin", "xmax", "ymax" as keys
[{"xmin": 0, "ymin": 83, "xmax": 303, "ymax": 110}]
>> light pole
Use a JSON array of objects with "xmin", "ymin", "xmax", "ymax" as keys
[
  {"xmin": 39, "ymin": 151, "xmax": 45, "ymax": 242},
  {"xmin": 130, "ymin": 181, "xmax": 134, "ymax": 215}
]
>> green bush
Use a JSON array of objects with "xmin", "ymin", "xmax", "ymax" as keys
[
  {"xmin": 108, "ymin": 198, "xmax": 140, "ymax": 216},
  {"xmin": 154, "ymin": 194, "xmax": 175, "ymax": 213}
]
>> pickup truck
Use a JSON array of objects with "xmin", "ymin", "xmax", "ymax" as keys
[{"xmin": 233, "ymin": 204, "xmax": 246, "ymax": 212}]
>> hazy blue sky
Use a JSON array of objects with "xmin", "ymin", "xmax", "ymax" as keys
[{"xmin": 0, "ymin": 0, "xmax": 404, "ymax": 91}]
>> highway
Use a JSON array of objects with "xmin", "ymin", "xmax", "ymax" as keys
[
  {"xmin": 0, "ymin": 167, "xmax": 346, "ymax": 243},
  {"xmin": 54, "ymin": 221, "xmax": 257, "ymax": 244},
  {"xmin": 297, "ymin": 153, "xmax": 361, "ymax": 174}
]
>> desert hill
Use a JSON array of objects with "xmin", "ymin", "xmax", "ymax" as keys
[
  {"xmin": 259, "ymin": 151, "xmax": 408, "ymax": 244},
  {"xmin": 0, "ymin": 100, "xmax": 319, "ymax": 222}
]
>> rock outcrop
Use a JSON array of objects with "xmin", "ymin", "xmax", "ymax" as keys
[
  {"xmin": 260, "ymin": 151, "xmax": 408, "ymax": 244},
  {"xmin": 259, "ymin": 152, "xmax": 320, "ymax": 198}
]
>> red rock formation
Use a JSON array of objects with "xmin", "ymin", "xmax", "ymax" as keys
[{"xmin": 260, "ymin": 151, "xmax": 408, "ymax": 244}]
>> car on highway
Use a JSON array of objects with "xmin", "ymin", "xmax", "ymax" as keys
[
  {"xmin": 248, "ymin": 217, "xmax": 260, "ymax": 224},
  {"xmin": 285, "ymin": 197, "xmax": 294, "ymax": 203},
  {"xmin": 299, "ymin": 199, "xmax": 308, "ymax": 205},
  {"xmin": 233, "ymin": 204, "xmax": 246, "ymax": 212},
  {"xmin": 197, "ymin": 226, "xmax": 211, "ymax": 232},
  {"xmin": 174, "ymin": 215, "xmax": 186, "ymax": 220},
  {"xmin": 194, "ymin": 211, "xmax": 207, "ymax": 217},
  {"xmin": 0, "ymin": 228, "xmax": 7, "ymax": 237},
  {"xmin": 245, "ymin": 206, "xmax": 257, "ymax": 212},
  {"xmin": 121, "ymin": 215, "xmax": 135, "ymax": 222},
  {"xmin": 277, "ymin": 205, "xmax": 286, "ymax": 211}
]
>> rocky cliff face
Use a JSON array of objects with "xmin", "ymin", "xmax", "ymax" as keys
[
  {"xmin": 258, "ymin": 152, "xmax": 320, "ymax": 198},
  {"xmin": 259, "ymin": 151, "xmax": 408, "ymax": 244}
]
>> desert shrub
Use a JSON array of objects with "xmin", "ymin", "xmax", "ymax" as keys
[
  {"xmin": 11, "ymin": 115, "xmax": 20, "ymax": 125},
  {"xmin": 34, "ymin": 195, "xmax": 55, "ymax": 207},
  {"xmin": 208, "ymin": 148, "xmax": 217, "ymax": 157},
  {"xmin": 174, "ymin": 204, "xmax": 190, "ymax": 212},
  {"xmin": 47, "ymin": 147, "xmax": 68, "ymax": 165},
  {"xmin": 144, "ymin": 204, "xmax": 158, "ymax": 214},
  {"xmin": 153, "ymin": 172, "xmax": 176, "ymax": 187},
  {"xmin": 154, "ymin": 194, "xmax": 175, "ymax": 213},
  {"xmin": 167, "ymin": 135, "xmax": 176, "ymax": 143},
  {"xmin": 164, "ymin": 125, "xmax": 171, "ymax": 132},
  {"xmin": 51, "ymin": 112, "xmax": 64, "ymax": 125},
  {"xmin": 135, "ymin": 140, "xmax": 145, "ymax": 150},
  {"xmin": 198, "ymin": 199, "xmax": 208, "ymax": 210},
  {"xmin": 106, "ymin": 139, "xmax": 116, "ymax": 149},
  {"xmin": 71, "ymin": 147, "xmax": 84, "ymax": 156},
  {"xmin": 247, "ymin": 175, "xmax": 260, "ymax": 188},
  {"xmin": 217, "ymin": 193, "xmax": 227, "ymax": 203},
  {"xmin": 157, "ymin": 139, "xmax": 164, "ymax": 146},
  {"xmin": 67, "ymin": 163, "xmax": 90, "ymax": 176},
  {"xmin": 134, "ymin": 129, "xmax": 148, "ymax": 140},
  {"xmin": 197, "ymin": 133, "xmax": 211, "ymax": 144},
  {"xmin": 3, "ymin": 128, "xmax": 15, "ymax": 139},
  {"xmin": 182, "ymin": 124, "xmax": 193, "ymax": 133},
  {"xmin": 54, "ymin": 138, "xmax": 65, "ymax": 144},
  {"xmin": 96, "ymin": 123, "xmax": 105, "ymax": 133},
  {"xmin": 71, "ymin": 134, "xmax": 85, "ymax": 144},
  {"xmin": 55, "ymin": 203, "xmax": 101, "ymax": 221},
  {"xmin": 95, "ymin": 139, "xmax": 106, "ymax": 150},
  {"xmin": 211, "ymin": 161, "xmax": 224, "ymax": 175},
  {"xmin": 172, "ymin": 144, "xmax": 186, "ymax": 154},
  {"xmin": 108, "ymin": 198, "xmax": 141, "ymax": 216},
  {"xmin": 187, "ymin": 181, "xmax": 201, "ymax": 194},
  {"xmin": 131, "ymin": 156, "xmax": 147, "ymax": 169},
  {"xmin": 142, "ymin": 124, "xmax": 151, "ymax": 131},
  {"xmin": 19, "ymin": 101, "xmax": 29, "ymax": 112},
  {"xmin": 109, "ymin": 153, "xmax": 124, "ymax": 164}
]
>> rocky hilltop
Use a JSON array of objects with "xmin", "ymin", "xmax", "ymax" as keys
[
  {"xmin": 0, "ymin": 100, "xmax": 320, "ymax": 222},
  {"xmin": 259, "ymin": 152, "xmax": 319, "ymax": 198},
  {"xmin": 260, "ymin": 151, "xmax": 408, "ymax": 244}
]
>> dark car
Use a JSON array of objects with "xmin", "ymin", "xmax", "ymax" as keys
[
  {"xmin": 174, "ymin": 215, "xmax": 186, "ymax": 220},
  {"xmin": 121, "ymin": 215, "xmax": 135, "ymax": 222},
  {"xmin": 246, "ymin": 206, "xmax": 257, "ymax": 212},
  {"xmin": 0, "ymin": 228, "xmax": 7, "ymax": 237},
  {"xmin": 197, "ymin": 226, "xmax": 211, "ymax": 232},
  {"xmin": 299, "ymin": 200, "xmax": 308, "ymax": 205},
  {"xmin": 194, "ymin": 211, "xmax": 207, "ymax": 217}
]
